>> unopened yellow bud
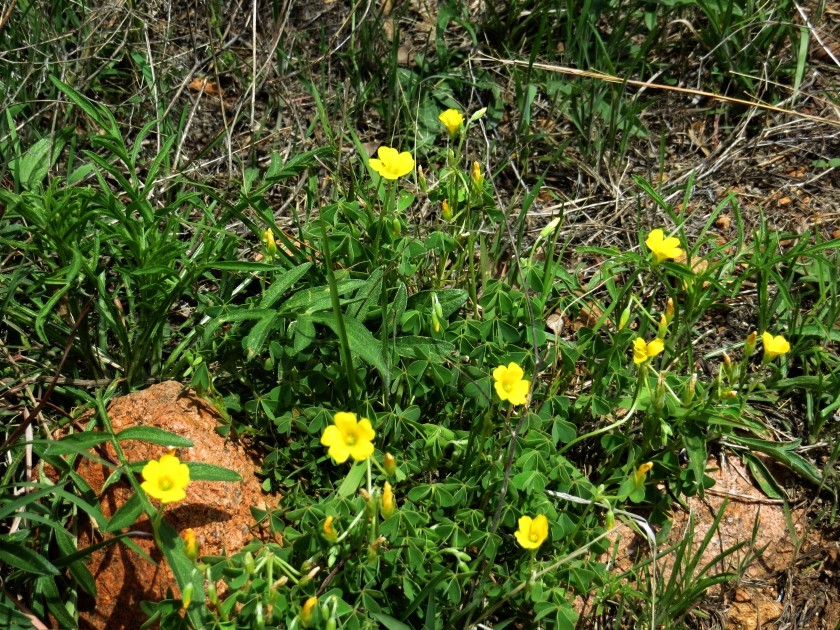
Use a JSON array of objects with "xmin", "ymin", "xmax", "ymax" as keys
[
  {"xmin": 618, "ymin": 305, "xmax": 631, "ymax": 331},
  {"xmin": 633, "ymin": 462, "xmax": 654, "ymax": 486},
  {"xmin": 382, "ymin": 481, "xmax": 395, "ymax": 518},
  {"xmin": 301, "ymin": 597, "xmax": 318, "ymax": 626},
  {"xmin": 180, "ymin": 582, "xmax": 194, "ymax": 611},
  {"xmin": 665, "ymin": 298, "xmax": 674, "ymax": 323},
  {"xmin": 744, "ymin": 330, "xmax": 757, "ymax": 357},
  {"xmin": 441, "ymin": 198, "xmax": 453, "ymax": 221},
  {"xmin": 322, "ymin": 516, "xmax": 338, "ymax": 542},
  {"xmin": 417, "ymin": 165, "xmax": 428, "ymax": 192},
  {"xmin": 658, "ymin": 314, "xmax": 668, "ymax": 339},
  {"xmin": 471, "ymin": 161, "xmax": 483, "ymax": 188},
  {"xmin": 182, "ymin": 528, "xmax": 199, "ymax": 562},
  {"xmin": 384, "ymin": 452, "xmax": 397, "ymax": 477},
  {"xmin": 263, "ymin": 229, "xmax": 277, "ymax": 260}
]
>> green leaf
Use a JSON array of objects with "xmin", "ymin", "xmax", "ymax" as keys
[
  {"xmin": 35, "ymin": 576, "xmax": 77, "ymax": 629},
  {"xmin": 243, "ymin": 314, "xmax": 277, "ymax": 360},
  {"xmin": 0, "ymin": 540, "xmax": 59, "ymax": 575},
  {"xmin": 309, "ymin": 312, "xmax": 390, "ymax": 386},
  {"xmin": 186, "ymin": 462, "xmax": 242, "ymax": 482},
  {"xmin": 116, "ymin": 426, "xmax": 194, "ymax": 448},
  {"xmin": 106, "ymin": 491, "xmax": 145, "ymax": 532},
  {"xmin": 730, "ymin": 436, "xmax": 822, "ymax": 485},
  {"xmin": 41, "ymin": 432, "xmax": 112, "ymax": 455},
  {"xmin": 16, "ymin": 137, "xmax": 53, "ymax": 190},
  {"xmin": 373, "ymin": 613, "xmax": 413, "ymax": 630},
  {"xmin": 337, "ymin": 461, "xmax": 367, "ymax": 497},
  {"xmin": 259, "ymin": 262, "xmax": 313, "ymax": 309}
]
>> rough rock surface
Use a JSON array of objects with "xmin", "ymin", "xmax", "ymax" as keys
[{"xmin": 72, "ymin": 381, "xmax": 269, "ymax": 630}]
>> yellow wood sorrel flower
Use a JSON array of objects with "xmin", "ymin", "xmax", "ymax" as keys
[
  {"xmin": 762, "ymin": 332, "xmax": 790, "ymax": 362},
  {"xmin": 515, "ymin": 514, "xmax": 549, "ymax": 550},
  {"xmin": 633, "ymin": 337, "xmax": 665, "ymax": 365},
  {"xmin": 439, "ymin": 108, "xmax": 464, "ymax": 136},
  {"xmin": 645, "ymin": 228, "xmax": 684, "ymax": 263},
  {"xmin": 369, "ymin": 146, "xmax": 415, "ymax": 180},
  {"xmin": 141, "ymin": 452, "xmax": 190, "ymax": 504},
  {"xmin": 321, "ymin": 412, "xmax": 376, "ymax": 463},
  {"xmin": 492, "ymin": 362, "xmax": 530, "ymax": 406}
]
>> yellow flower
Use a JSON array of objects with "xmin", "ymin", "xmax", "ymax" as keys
[
  {"xmin": 633, "ymin": 337, "xmax": 665, "ymax": 365},
  {"xmin": 301, "ymin": 596, "xmax": 318, "ymax": 626},
  {"xmin": 439, "ymin": 108, "xmax": 464, "ymax": 136},
  {"xmin": 645, "ymin": 228, "xmax": 684, "ymax": 263},
  {"xmin": 141, "ymin": 451, "xmax": 190, "ymax": 504},
  {"xmin": 514, "ymin": 514, "xmax": 549, "ymax": 550},
  {"xmin": 492, "ymin": 362, "xmax": 530, "ymax": 406},
  {"xmin": 382, "ymin": 481, "xmax": 395, "ymax": 518},
  {"xmin": 322, "ymin": 516, "xmax": 338, "ymax": 542},
  {"xmin": 762, "ymin": 332, "xmax": 790, "ymax": 362},
  {"xmin": 182, "ymin": 528, "xmax": 199, "ymax": 561},
  {"xmin": 369, "ymin": 146, "xmax": 415, "ymax": 180},
  {"xmin": 320, "ymin": 412, "xmax": 376, "ymax": 463}
]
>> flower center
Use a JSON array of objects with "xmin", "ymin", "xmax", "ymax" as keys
[
  {"xmin": 345, "ymin": 433, "xmax": 357, "ymax": 446},
  {"xmin": 529, "ymin": 531, "xmax": 538, "ymax": 542},
  {"xmin": 158, "ymin": 476, "xmax": 174, "ymax": 491}
]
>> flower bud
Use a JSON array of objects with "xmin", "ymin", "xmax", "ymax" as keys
[
  {"xmin": 180, "ymin": 582, "xmax": 193, "ymax": 611},
  {"xmin": 263, "ymin": 229, "xmax": 277, "ymax": 261},
  {"xmin": 382, "ymin": 481, "xmax": 396, "ymax": 518},
  {"xmin": 243, "ymin": 551, "xmax": 255, "ymax": 575},
  {"xmin": 605, "ymin": 510, "xmax": 615, "ymax": 529},
  {"xmin": 322, "ymin": 516, "xmax": 338, "ymax": 543},
  {"xmin": 658, "ymin": 314, "xmax": 668, "ymax": 340},
  {"xmin": 206, "ymin": 568, "xmax": 218, "ymax": 607},
  {"xmin": 441, "ymin": 198, "xmax": 453, "ymax": 221},
  {"xmin": 301, "ymin": 597, "xmax": 318, "ymax": 627},
  {"xmin": 255, "ymin": 601, "xmax": 265, "ymax": 630},
  {"xmin": 539, "ymin": 216, "xmax": 562, "ymax": 239},
  {"xmin": 654, "ymin": 371, "xmax": 666, "ymax": 411},
  {"xmin": 744, "ymin": 330, "xmax": 757, "ymax": 357},
  {"xmin": 432, "ymin": 293, "xmax": 444, "ymax": 319},
  {"xmin": 182, "ymin": 528, "xmax": 199, "ymax": 562},
  {"xmin": 618, "ymin": 305, "xmax": 631, "ymax": 331},
  {"xmin": 471, "ymin": 161, "xmax": 483, "ymax": 189},
  {"xmin": 665, "ymin": 298, "xmax": 674, "ymax": 324},
  {"xmin": 633, "ymin": 462, "xmax": 654, "ymax": 486},
  {"xmin": 384, "ymin": 452, "xmax": 397, "ymax": 477},
  {"xmin": 683, "ymin": 373, "xmax": 697, "ymax": 406},
  {"xmin": 417, "ymin": 165, "xmax": 428, "ymax": 192}
]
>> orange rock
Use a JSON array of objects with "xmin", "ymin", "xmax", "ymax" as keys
[{"xmin": 69, "ymin": 382, "xmax": 269, "ymax": 630}]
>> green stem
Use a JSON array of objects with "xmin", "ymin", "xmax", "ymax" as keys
[{"xmin": 319, "ymin": 215, "xmax": 359, "ymax": 406}]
